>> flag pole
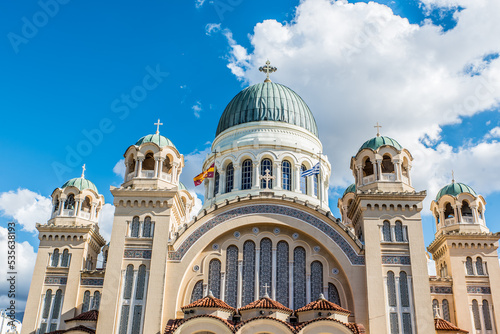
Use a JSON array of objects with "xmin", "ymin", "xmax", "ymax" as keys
[
  {"xmin": 212, "ymin": 149, "xmax": 217, "ymax": 208},
  {"xmin": 319, "ymin": 152, "xmax": 323, "ymax": 209}
]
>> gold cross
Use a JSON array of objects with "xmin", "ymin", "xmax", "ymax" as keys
[
  {"xmin": 374, "ymin": 122, "xmax": 382, "ymax": 137},
  {"xmin": 259, "ymin": 169, "xmax": 275, "ymax": 189},
  {"xmin": 81, "ymin": 164, "xmax": 86, "ymax": 178},
  {"xmin": 259, "ymin": 60, "xmax": 277, "ymax": 82},
  {"xmin": 154, "ymin": 119, "xmax": 163, "ymax": 134}
]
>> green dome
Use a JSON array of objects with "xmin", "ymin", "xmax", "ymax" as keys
[
  {"xmin": 216, "ymin": 82, "xmax": 318, "ymax": 137},
  {"xmin": 343, "ymin": 183, "xmax": 356, "ymax": 197},
  {"xmin": 436, "ymin": 182, "xmax": 477, "ymax": 201},
  {"xmin": 135, "ymin": 134, "xmax": 175, "ymax": 148},
  {"xmin": 358, "ymin": 136, "xmax": 402, "ymax": 153},
  {"xmin": 179, "ymin": 182, "xmax": 187, "ymax": 191},
  {"xmin": 62, "ymin": 177, "xmax": 98, "ymax": 193}
]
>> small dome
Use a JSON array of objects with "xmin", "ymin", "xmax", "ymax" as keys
[
  {"xmin": 343, "ymin": 183, "xmax": 356, "ymax": 197},
  {"xmin": 62, "ymin": 177, "xmax": 98, "ymax": 193},
  {"xmin": 216, "ymin": 82, "xmax": 318, "ymax": 137},
  {"xmin": 436, "ymin": 182, "xmax": 477, "ymax": 201},
  {"xmin": 135, "ymin": 134, "xmax": 175, "ymax": 148},
  {"xmin": 179, "ymin": 182, "xmax": 187, "ymax": 191},
  {"xmin": 358, "ymin": 136, "xmax": 402, "ymax": 153}
]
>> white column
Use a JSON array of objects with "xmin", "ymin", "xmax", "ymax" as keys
[
  {"xmin": 306, "ymin": 274, "xmax": 311, "ymax": 303},
  {"xmin": 219, "ymin": 171, "xmax": 226, "ymax": 194},
  {"xmin": 58, "ymin": 197, "xmax": 65, "ymax": 216},
  {"xmin": 407, "ymin": 165, "xmax": 412, "ymax": 185},
  {"xmin": 157, "ymin": 158, "xmax": 164, "ymax": 178},
  {"xmin": 172, "ymin": 162, "xmax": 179, "ymax": 183},
  {"xmin": 233, "ymin": 164, "xmax": 241, "ymax": 191},
  {"xmin": 203, "ymin": 283, "xmax": 208, "ymax": 296},
  {"xmin": 391, "ymin": 225, "xmax": 396, "ymax": 242},
  {"xmin": 376, "ymin": 159, "xmax": 383, "ymax": 179},
  {"xmin": 472, "ymin": 206, "xmax": 479, "ymax": 224},
  {"xmin": 75, "ymin": 200, "xmax": 81, "ymax": 217},
  {"xmin": 208, "ymin": 175, "xmax": 215, "ymax": 200},
  {"xmin": 90, "ymin": 203, "xmax": 96, "ymax": 220},
  {"xmin": 294, "ymin": 166, "xmax": 301, "ymax": 192},
  {"xmin": 274, "ymin": 162, "xmax": 282, "ymax": 190},
  {"xmin": 272, "ymin": 247, "xmax": 277, "ymax": 300},
  {"xmin": 323, "ymin": 285, "xmax": 328, "ymax": 298},
  {"xmin": 373, "ymin": 160, "xmax": 378, "ymax": 180},
  {"xmin": 134, "ymin": 159, "xmax": 139, "ymax": 177},
  {"xmin": 237, "ymin": 260, "xmax": 243, "ymax": 308},
  {"xmin": 137, "ymin": 158, "xmax": 144, "ymax": 177},
  {"xmin": 255, "ymin": 248, "xmax": 260, "ymax": 300},
  {"xmin": 289, "ymin": 261, "xmax": 294, "ymax": 309},
  {"xmin": 394, "ymin": 161, "xmax": 401, "ymax": 181},
  {"xmin": 220, "ymin": 272, "xmax": 226, "ymax": 301},
  {"xmin": 253, "ymin": 162, "xmax": 260, "ymax": 189},
  {"xmin": 153, "ymin": 158, "xmax": 159, "ymax": 178}
]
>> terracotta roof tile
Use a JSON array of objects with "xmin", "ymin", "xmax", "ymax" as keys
[
  {"xmin": 296, "ymin": 296, "xmax": 351, "ymax": 314},
  {"xmin": 234, "ymin": 316, "xmax": 296, "ymax": 331},
  {"xmin": 47, "ymin": 325, "xmax": 96, "ymax": 334},
  {"xmin": 296, "ymin": 318, "xmax": 362, "ymax": 333},
  {"xmin": 164, "ymin": 314, "xmax": 234, "ymax": 334},
  {"xmin": 435, "ymin": 318, "xmax": 469, "ymax": 333},
  {"xmin": 181, "ymin": 294, "xmax": 236, "ymax": 312},
  {"xmin": 65, "ymin": 310, "xmax": 99, "ymax": 322},
  {"xmin": 239, "ymin": 296, "xmax": 293, "ymax": 313}
]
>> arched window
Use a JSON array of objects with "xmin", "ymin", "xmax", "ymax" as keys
[
  {"xmin": 42, "ymin": 289, "xmax": 53, "ymax": 319},
  {"xmin": 383, "ymin": 221, "xmax": 392, "ymax": 242},
  {"xmin": 242, "ymin": 240, "xmax": 256, "ymax": 306},
  {"xmin": 328, "ymin": 283, "xmax": 341, "ymax": 306},
  {"xmin": 190, "ymin": 280, "xmax": 203, "ymax": 303},
  {"xmin": 53, "ymin": 198, "xmax": 59, "ymax": 213},
  {"xmin": 123, "ymin": 265, "xmax": 134, "ymax": 300},
  {"xmin": 390, "ymin": 313, "xmax": 399, "ymax": 334},
  {"xmin": 363, "ymin": 158, "xmax": 374, "ymax": 176},
  {"xmin": 135, "ymin": 265, "xmax": 147, "ymax": 300},
  {"xmin": 313, "ymin": 174, "xmax": 319, "ymax": 197},
  {"xmin": 241, "ymin": 159, "xmax": 253, "ymax": 190},
  {"xmin": 143, "ymin": 152, "xmax": 155, "ymax": 171},
  {"xmin": 472, "ymin": 299, "xmax": 481, "ymax": 330},
  {"xmin": 483, "ymin": 300, "xmax": 492, "ymax": 330},
  {"xmin": 461, "ymin": 200, "xmax": 472, "ymax": 217},
  {"xmin": 127, "ymin": 156, "xmax": 136, "ymax": 175},
  {"xmin": 442, "ymin": 299, "xmax": 450, "ymax": 322},
  {"xmin": 259, "ymin": 238, "xmax": 272, "ymax": 297},
  {"xmin": 399, "ymin": 271, "xmax": 409, "ymax": 307},
  {"xmin": 466, "ymin": 257, "xmax": 474, "ymax": 275},
  {"xmin": 395, "ymin": 221, "xmax": 404, "ymax": 242},
  {"xmin": 81, "ymin": 197, "xmax": 91, "ymax": 213},
  {"xmin": 311, "ymin": 261, "xmax": 323, "ymax": 300},
  {"xmin": 130, "ymin": 216, "xmax": 140, "ymax": 237},
  {"xmin": 51, "ymin": 289, "xmax": 63, "ymax": 320},
  {"xmin": 225, "ymin": 245, "xmax": 238, "ymax": 308},
  {"xmin": 387, "ymin": 271, "xmax": 396, "ymax": 307},
  {"xmin": 261, "ymin": 159, "xmax": 273, "ymax": 189},
  {"xmin": 143, "ymin": 216, "xmax": 152, "ymax": 238},
  {"xmin": 432, "ymin": 299, "xmax": 440, "ymax": 317},
  {"xmin": 92, "ymin": 291, "xmax": 101, "ymax": 310},
  {"xmin": 131, "ymin": 305, "xmax": 143, "ymax": 333},
  {"xmin": 276, "ymin": 241, "xmax": 289, "ymax": 307},
  {"xmin": 381, "ymin": 155, "xmax": 394, "ymax": 173},
  {"xmin": 476, "ymin": 257, "xmax": 484, "ymax": 275},
  {"xmin": 444, "ymin": 203, "xmax": 454, "ymax": 219},
  {"xmin": 213, "ymin": 171, "xmax": 219, "ymax": 196},
  {"xmin": 61, "ymin": 249, "xmax": 69, "ymax": 267},
  {"xmin": 51, "ymin": 249, "xmax": 60, "ymax": 267},
  {"xmin": 300, "ymin": 165, "xmax": 308, "ymax": 194},
  {"xmin": 64, "ymin": 194, "xmax": 75, "ymax": 210},
  {"xmin": 162, "ymin": 156, "xmax": 171, "ymax": 173},
  {"xmin": 82, "ymin": 290, "xmax": 91, "ymax": 312},
  {"xmin": 208, "ymin": 259, "xmax": 221, "ymax": 299},
  {"xmin": 402, "ymin": 157, "xmax": 409, "ymax": 178},
  {"xmin": 282, "ymin": 160, "xmax": 291, "ymax": 191},
  {"xmin": 225, "ymin": 163, "xmax": 234, "ymax": 193},
  {"xmin": 293, "ymin": 247, "xmax": 306, "ymax": 309}
]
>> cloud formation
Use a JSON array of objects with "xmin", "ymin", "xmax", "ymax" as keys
[{"xmin": 0, "ymin": 189, "xmax": 52, "ymax": 232}]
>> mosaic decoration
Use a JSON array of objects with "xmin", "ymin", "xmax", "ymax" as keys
[
  {"xmin": 168, "ymin": 204, "xmax": 364, "ymax": 265},
  {"xmin": 233, "ymin": 231, "xmax": 240, "ymax": 238},
  {"xmin": 259, "ymin": 238, "xmax": 272, "ymax": 297},
  {"xmin": 332, "ymin": 268, "xmax": 339, "ymax": 275},
  {"xmin": 467, "ymin": 286, "xmax": 491, "ymax": 294},
  {"xmin": 399, "ymin": 271, "xmax": 410, "ymax": 307},
  {"xmin": 313, "ymin": 246, "xmax": 320, "ymax": 252},
  {"xmin": 212, "ymin": 244, "xmax": 219, "ymax": 250},
  {"xmin": 193, "ymin": 265, "xmax": 200, "ymax": 272},
  {"xmin": 81, "ymin": 278, "xmax": 104, "ymax": 286},
  {"xmin": 208, "ymin": 259, "xmax": 221, "ymax": 299},
  {"xmin": 44, "ymin": 276, "xmax": 67, "ymax": 285},
  {"xmin": 292, "ymin": 233, "xmax": 299, "ymax": 240},
  {"xmin": 190, "ymin": 280, "xmax": 203, "ymax": 303},
  {"xmin": 276, "ymin": 241, "xmax": 289, "ymax": 307},
  {"xmin": 242, "ymin": 240, "xmax": 255, "ymax": 306},
  {"xmin": 252, "ymin": 227, "xmax": 260, "ymax": 234},
  {"xmin": 124, "ymin": 249, "xmax": 152, "ymax": 259},
  {"xmin": 382, "ymin": 256, "xmax": 411, "ymax": 265},
  {"xmin": 311, "ymin": 261, "xmax": 323, "ymax": 300},
  {"xmin": 293, "ymin": 247, "xmax": 306, "ymax": 309},
  {"xmin": 430, "ymin": 286, "xmax": 453, "ymax": 294},
  {"xmin": 274, "ymin": 228, "xmax": 280, "ymax": 234},
  {"xmin": 225, "ymin": 245, "xmax": 238, "ymax": 308},
  {"xmin": 328, "ymin": 283, "xmax": 341, "ymax": 306}
]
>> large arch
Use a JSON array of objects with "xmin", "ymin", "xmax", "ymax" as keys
[{"xmin": 235, "ymin": 318, "xmax": 294, "ymax": 334}]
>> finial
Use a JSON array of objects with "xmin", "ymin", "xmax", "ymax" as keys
[
  {"xmin": 452, "ymin": 170, "xmax": 455, "ymax": 183},
  {"xmin": 262, "ymin": 283, "xmax": 270, "ymax": 298},
  {"xmin": 374, "ymin": 122, "xmax": 382, "ymax": 137},
  {"xmin": 259, "ymin": 169, "xmax": 275, "ymax": 189},
  {"xmin": 81, "ymin": 164, "xmax": 86, "ymax": 178},
  {"xmin": 259, "ymin": 60, "xmax": 277, "ymax": 82},
  {"xmin": 154, "ymin": 118, "xmax": 163, "ymax": 135},
  {"xmin": 207, "ymin": 290, "xmax": 214, "ymax": 298},
  {"xmin": 318, "ymin": 293, "xmax": 326, "ymax": 300}
]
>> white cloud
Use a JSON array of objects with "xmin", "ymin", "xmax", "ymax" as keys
[
  {"xmin": 0, "ymin": 189, "xmax": 52, "ymax": 232},
  {"xmin": 427, "ymin": 257, "xmax": 437, "ymax": 276},
  {"xmin": 0, "ymin": 226, "xmax": 37, "ymax": 312},
  {"xmin": 219, "ymin": 0, "xmax": 500, "ymax": 210},
  {"xmin": 192, "ymin": 101, "xmax": 203, "ymax": 118},
  {"xmin": 180, "ymin": 146, "xmax": 212, "ymax": 197},
  {"xmin": 486, "ymin": 126, "xmax": 500, "ymax": 139},
  {"xmin": 205, "ymin": 23, "xmax": 221, "ymax": 36},
  {"xmin": 195, "ymin": 0, "xmax": 206, "ymax": 8},
  {"xmin": 98, "ymin": 203, "xmax": 115, "ymax": 242},
  {"xmin": 189, "ymin": 191, "xmax": 203, "ymax": 220},
  {"xmin": 113, "ymin": 159, "xmax": 126, "ymax": 179}
]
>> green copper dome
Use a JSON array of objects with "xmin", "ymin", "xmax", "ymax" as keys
[
  {"xmin": 62, "ymin": 177, "xmax": 98, "ymax": 193},
  {"xmin": 135, "ymin": 134, "xmax": 175, "ymax": 148},
  {"xmin": 216, "ymin": 82, "xmax": 318, "ymax": 137},
  {"xmin": 179, "ymin": 182, "xmax": 187, "ymax": 191},
  {"xmin": 358, "ymin": 136, "xmax": 402, "ymax": 153},
  {"xmin": 436, "ymin": 182, "xmax": 477, "ymax": 201},
  {"xmin": 343, "ymin": 183, "xmax": 356, "ymax": 197}
]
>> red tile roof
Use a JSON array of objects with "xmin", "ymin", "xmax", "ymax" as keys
[
  {"xmin": 239, "ymin": 296, "xmax": 293, "ymax": 313},
  {"xmin": 47, "ymin": 325, "xmax": 96, "ymax": 334},
  {"xmin": 435, "ymin": 318, "xmax": 469, "ymax": 333},
  {"xmin": 297, "ymin": 318, "xmax": 363, "ymax": 333},
  {"xmin": 164, "ymin": 314, "xmax": 235, "ymax": 334},
  {"xmin": 296, "ymin": 295, "xmax": 351, "ymax": 314},
  {"xmin": 65, "ymin": 310, "xmax": 99, "ymax": 322},
  {"xmin": 181, "ymin": 294, "xmax": 236, "ymax": 312},
  {"xmin": 234, "ymin": 316, "xmax": 297, "ymax": 332}
]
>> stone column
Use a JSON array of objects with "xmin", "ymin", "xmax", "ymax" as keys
[
  {"xmin": 373, "ymin": 160, "xmax": 378, "ymax": 181},
  {"xmin": 255, "ymin": 247, "xmax": 260, "ymax": 300},
  {"xmin": 357, "ymin": 165, "xmax": 363, "ymax": 185},
  {"xmin": 306, "ymin": 273, "xmax": 311, "ymax": 303},
  {"xmin": 472, "ymin": 205, "xmax": 479, "ymax": 224},
  {"xmin": 208, "ymin": 175, "xmax": 215, "ymax": 200},
  {"xmin": 75, "ymin": 199, "xmax": 81, "ymax": 217},
  {"xmin": 90, "ymin": 203, "xmax": 96, "ymax": 221},
  {"xmin": 237, "ymin": 260, "xmax": 243, "ymax": 308},
  {"xmin": 294, "ymin": 165, "xmax": 301, "ymax": 192},
  {"xmin": 134, "ymin": 158, "xmax": 139, "ymax": 177},
  {"xmin": 394, "ymin": 160, "xmax": 401, "ymax": 181},
  {"xmin": 253, "ymin": 162, "xmax": 260, "ymax": 189},
  {"xmin": 172, "ymin": 162, "xmax": 179, "ymax": 183},
  {"xmin": 272, "ymin": 247, "xmax": 277, "ymax": 300},
  {"xmin": 289, "ymin": 261, "xmax": 294, "ymax": 309},
  {"xmin": 275, "ymin": 162, "xmax": 282, "ymax": 190},
  {"xmin": 220, "ymin": 272, "xmax": 226, "ymax": 301},
  {"xmin": 157, "ymin": 157, "xmax": 164, "ymax": 178},
  {"xmin": 455, "ymin": 204, "xmax": 462, "ymax": 223},
  {"xmin": 136, "ymin": 158, "xmax": 144, "ymax": 177},
  {"xmin": 376, "ymin": 159, "xmax": 383, "ymax": 180},
  {"xmin": 407, "ymin": 165, "xmax": 412, "ymax": 186},
  {"xmin": 439, "ymin": 209, "xmax": 445, "ymax": 227},
  {"xmin": 153, "ymin": 158, "xmax": 159, "ymax": 178},
  {"xmin": 233, "ymin": 163, "xmax": 241, "ymax": 191},
  {"xmin": 58, "ymin": 196, "xmax": 65, "ymax": 216},
  {"xmin": 219, "ymin": 171, "xmax": 226, "ymax": 194}
]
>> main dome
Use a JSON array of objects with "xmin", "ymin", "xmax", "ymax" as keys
[{"xmin": 216, "ymin": 82, "xmax": 318, "ymax": 137}]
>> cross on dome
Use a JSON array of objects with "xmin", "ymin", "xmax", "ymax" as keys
[
  {"xmin": 154, "ymin": 118, "xmax": 163, "ymax": 134},
  {"xmin": 452, "ymin": 170, "xmax": 455, "ymax": 183},
  {"xmin": 260, "ymin": 169, "xmax": 275, "ymax": 189},
  {"xmin": 374, "ymin": 122, "xmax": 382, "ymax": 137},
  {"xmin": 262, "ymin": 283, "xmax": 270, "ymax": 298},
  {"xmin": 259, "ymin": 60, "xmax": 277, "ymax": 83},
  {"xmin": 81, "ymin": 164, "xmax": 86, "ymax": 178}
]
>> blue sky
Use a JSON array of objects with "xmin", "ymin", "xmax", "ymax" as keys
[{"xmin": 1, "ymin": 0, "xmax": 500, "ymax": 320}]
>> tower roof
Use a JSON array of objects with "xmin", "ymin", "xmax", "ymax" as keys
[
  {"xmin": 135, "ymin": 133, "xmax": 175, "ymax": 148},
  {"xmin": 358, "ymin": 136, "xmax": 402, "ymax": 153},
  {"xmin": 295, "ymin": 294, "xmax": 350, "ymax": 314},
  {"xmin": 343, "ymin": 183, "xmax": 356, "ymax": 197},
  {"xmin": 62, "ymin": 177, "xmax": 98, "ymax": 193},
  {"xmin": 181, "ymin": 293, "xmax": 235, "ymax": 312},
  {"xmin": 436, "ymin": 182, "xmax": 477, "ymax": 201},
  {"xmin": 239, "ymin": 296, "xmax": 292, "ymax": 313},
  {"xmin": 216, "ymin": 82, "xmax": 318, "ymax": 137}
]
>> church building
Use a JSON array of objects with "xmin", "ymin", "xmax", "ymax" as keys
[{"xmin": 21, "ymin": 62, "xmax": 500, "ymax": 334}]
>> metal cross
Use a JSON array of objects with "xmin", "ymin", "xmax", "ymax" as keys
[
  {"xmin": 154, "ymin": 118, "xmax": 163, "ymax": 134},
  {"xmin": 81, "ymin": 164, "xmax": 86, "ymax": 178},
  {"xmin": 452, "ymin": 170, "xmax": 455, "ymax": 183},
  {"xmin": 374, "ymin": 122, "xmax": 382, "ymax": 137},
  {"xmin": 259, "ymin": 60, "xmax": 277, "ymax": 82},
  {"xmin": 262, "ymin": 283, "xmax": 270, "ymax": 297},
  {"xmin": 259, "ymin": 169, "xmax": 275, "ymax": 189}
]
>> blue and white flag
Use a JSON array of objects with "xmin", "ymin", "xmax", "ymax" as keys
[{"xmin": 301, "ymin": 162, "xmax": 320, "ymax": 177}]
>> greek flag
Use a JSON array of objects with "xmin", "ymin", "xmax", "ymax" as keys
[{"xmin": 301, "ymin": 162, "xmax": 320, "ymax": 177}]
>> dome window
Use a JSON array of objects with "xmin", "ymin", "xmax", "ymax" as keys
[
  {"xmin": 381, "ymin": 155, "xmax": 394, "ymax": 173},
  {"xmin": 362, "ymin": 158, "xmax": 374, "ymax": 177},
  {"xmin": 53, "ymin": 198, "xmax": 60, "ymax": 213},
  {"xmin": 241, "ymin": 160, "xmax": 253, "ymax": 190},
  {"xmin": 142, "ymin": 152, "xmax": 155, "ymax": 177},
  {"xmin": 282, "ymin": 160, "xmax": 291, "ymax": 191},
  {"xmin": 127, "ymin": 156, "xmax": 136, "ymax": 178},
  {"xmin": 300, "ymin": 165, "xmax": 308, "ymax": 194},
  {"xmin": 444, "ymin": 203, "xmax": 454, "ymax": 219},
  {"xmin": 64, "ymin": 194, "xmax": 75, "ymax": 210},
  {"xmin": 225, "ymin": 163, "xmax": 234, "ymax": 193},
  {"xmin": 461, "ymin": 201, "xmax": 473, "ymax": 217}
]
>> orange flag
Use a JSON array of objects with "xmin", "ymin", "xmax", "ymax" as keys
[{"xmin": 193, "ymin": 163, "xmax": 215, "ymax": 186}]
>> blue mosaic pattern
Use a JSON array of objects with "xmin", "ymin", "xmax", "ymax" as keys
[
  {"xmin": 430, "ymin": 286, "xmax": 453, "ymax": 294},
  {"xmin": 276, "ymin": 241, "xmax": 289, "ymax": 307},
  {"xmin": 259, "ymin": 238, "xmax": 272, "ymax": 298},
  {"xmin": 294, "ymin": 247, "xmax": 306, "ymax": 309},
  {"xmin": 328, "ymin": 283, "xmax": 341, "ymax": 306},
  {"xmin": 81, "ymin": 278, "xmax": 104, "ymax": 286},
  {"xmin": 191, "ymin": 280, "xmax": 204, "ymax": 303},
  {"xmin": 382, "ymin": 256, "xmax": 411, "ymax": 265},
  {"xmin": 242, "ymin": 240, "xmax": 255, "ymax": 306},
  {"xmin": 44, "ymin": 276, "xmax": 67, "ymax": 285},
  {"xmin": 467, "ymin": 286, "xmax": 491, "ymax": 294},
  {"xmin": 169, "ymin": 204, "xmax": 364, "ymax": 265},
  {"xmin": 124, "ymin": 249, "xmax": 152, "ymax": 259},
  {"xmin": 311, "ymin": 261, "xmax": 323, "ymax": 300},
  {"xmin": 208, "ymin": 259, "xmax": 221, "ymax": 299},
  {"xmin": 225, "ymin": 245, "xmax": 238, "ymax": 307}
]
